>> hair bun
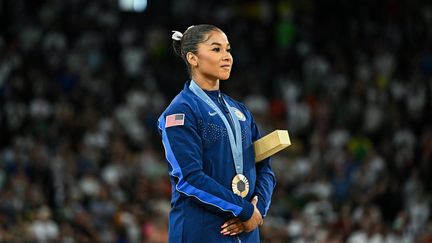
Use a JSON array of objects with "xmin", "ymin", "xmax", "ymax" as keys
[{"xmin": 171, "ymin": 30, "xmax": 183, "ymax": 41}]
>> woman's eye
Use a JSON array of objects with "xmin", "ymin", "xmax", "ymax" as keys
[
  {"xmin": 212, "ymin": 48, "xmax": 220, "ymax": 52},
  {"xmin": 227, "ymin": 48, "xmax": 232, "ymax": 53}
]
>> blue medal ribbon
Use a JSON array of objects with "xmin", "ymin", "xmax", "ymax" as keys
[{"xmin": 189, "ymin": 80, "xmax": 244, "ymax": 175}]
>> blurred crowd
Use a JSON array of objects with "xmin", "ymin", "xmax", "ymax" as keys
[{"xmin": 0, "ymin": 0, "xmax": 431, "ymax": 242}]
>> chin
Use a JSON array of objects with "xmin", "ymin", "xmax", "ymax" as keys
[{"xmin": 219, "ymin": 74, "xmax": 231, "ymax": 80}]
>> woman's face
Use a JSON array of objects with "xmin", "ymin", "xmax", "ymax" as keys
[{"xmin": 192, "ymin": 30, "xmax": 233, "ymax": 81}]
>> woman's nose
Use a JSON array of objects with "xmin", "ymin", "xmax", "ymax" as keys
[{"xmin": 223, "ymin": 53, "xmax": 232, "ymax": 62}]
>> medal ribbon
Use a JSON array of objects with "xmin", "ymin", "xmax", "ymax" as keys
[{"xmin": 189, "ymin": 80, "xmax": 243, "ymax": 175}]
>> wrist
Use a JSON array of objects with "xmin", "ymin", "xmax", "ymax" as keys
[{"xmin": 238, "ymin": 201, "xmax": 254, "ymax": 222}]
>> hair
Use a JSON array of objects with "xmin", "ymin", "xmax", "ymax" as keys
[{"xmin": 172, "ymin": 24, "xmax": 220, "ymax": 76}]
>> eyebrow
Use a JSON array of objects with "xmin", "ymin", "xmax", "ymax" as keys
[{"xmin": 209, "ymin": 42, "xmax": 231, "ymax": 47}]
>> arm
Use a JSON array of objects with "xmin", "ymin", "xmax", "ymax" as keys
[
  {"xmin": 251, "ymin": 118, "xmax": 276, "ymax": 217},
  {"xmin": 158, "ymin": 103, "xmax": 254, "ymax": 221}
]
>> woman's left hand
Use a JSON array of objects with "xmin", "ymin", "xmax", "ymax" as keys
[{"xmin": 220, "ymin": 218, "xmax": 245, "ymax": 236}]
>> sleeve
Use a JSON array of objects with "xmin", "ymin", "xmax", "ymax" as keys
[
  {"xmin": 250, "ymin": 115, "xmax": 277, "ymax": 217},
  {"xmin": 157, "ymin": 102, "xmax": 254, "ymax": 222}
]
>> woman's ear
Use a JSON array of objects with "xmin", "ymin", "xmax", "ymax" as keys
[{"xmin": 186, "ymin": 52, "xmax": 198, "ymax": 67}]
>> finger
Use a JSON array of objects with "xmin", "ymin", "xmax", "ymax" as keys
[
  {"xmin": 229, "ymin": 227, "xmax": 244, "ymax": 236},
  {"xmin": 221, "ymin": 220, "xmax": 243, "ymax": 233},
  {"xmin": 230, "ymin": 230, "xmax": 244, "ymax": 236},
  {"xmin": 221, "ymin": 218, "xmax": 240, "ymax": 229},
  {"xmin": 221, "ymin": 223, "xmax": 244, "ymax": 235},
  {"xmin": 252, "ymin": 195, "xmax": 258, "ymax": 206}
]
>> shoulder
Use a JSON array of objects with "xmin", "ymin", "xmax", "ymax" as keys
[
  {"xmin": 164, "ymin": 90, "xmax": 198, "ymax": 113},
  {"xmin": 158, "ymin": 89, "xmax": 201, "ymax": 127}
]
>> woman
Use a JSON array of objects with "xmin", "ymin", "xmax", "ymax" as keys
[{"xmin": 157, "ymin": 24, "xmax": 276, "ymax": 243}]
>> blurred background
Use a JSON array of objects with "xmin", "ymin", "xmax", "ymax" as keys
[{"xmin": 0, "ymin": 0, "xmax": 431, "ymax": 242}]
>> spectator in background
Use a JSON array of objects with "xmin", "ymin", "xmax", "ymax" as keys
[
  {"xmin": 28, "ymin": 206, "xmax": 60, "ymax": 242},
  {"xmin": 0, "ymin": 0, "xmax": 431, "ymax": 242}
]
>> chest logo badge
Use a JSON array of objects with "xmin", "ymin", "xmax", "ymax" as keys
[{"xmin": 232, "ymin": 108, "xmax": 246, "ymax": 121}]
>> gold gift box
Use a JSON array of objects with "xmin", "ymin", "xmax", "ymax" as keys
[{"xmin": 254, "ymin": 130, "xmax": 291, "ymax": 162}]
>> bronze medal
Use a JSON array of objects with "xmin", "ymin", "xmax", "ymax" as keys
[{"xmin": 231, "ymin": 174, "xmax": 249, "ymax": 198}]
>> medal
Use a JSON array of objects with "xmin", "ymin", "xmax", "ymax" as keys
[{"xmin": 231, "ymin": 174, "xmax": 249, "ymax": 198}]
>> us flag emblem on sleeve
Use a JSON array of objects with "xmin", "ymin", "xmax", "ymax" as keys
[{"xmin": 165, "ymin": 113, "xmax": 185, "ymax": 128}]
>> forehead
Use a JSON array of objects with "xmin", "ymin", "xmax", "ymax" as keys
[{"xmin": 201, "ymin": 30, "xmax": 230, "ymax": 45}]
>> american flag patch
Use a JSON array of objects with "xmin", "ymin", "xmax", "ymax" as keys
[{"xmin": 165, "ymin": 113, "xmax": 185, "ymax": 128}]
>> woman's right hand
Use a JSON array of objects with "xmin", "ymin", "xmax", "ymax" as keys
[
  {"xmin": 220, "ymin": 196, "xmax": 263, "ymax": 236},
  {"xmin": 242, "ymin": 196, "xmax": 263, "ymax": 232}
]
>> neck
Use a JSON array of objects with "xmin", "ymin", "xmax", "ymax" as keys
[{"xmin": 192, "ymin": 75, "xmax": 220, "ymax": 91}]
